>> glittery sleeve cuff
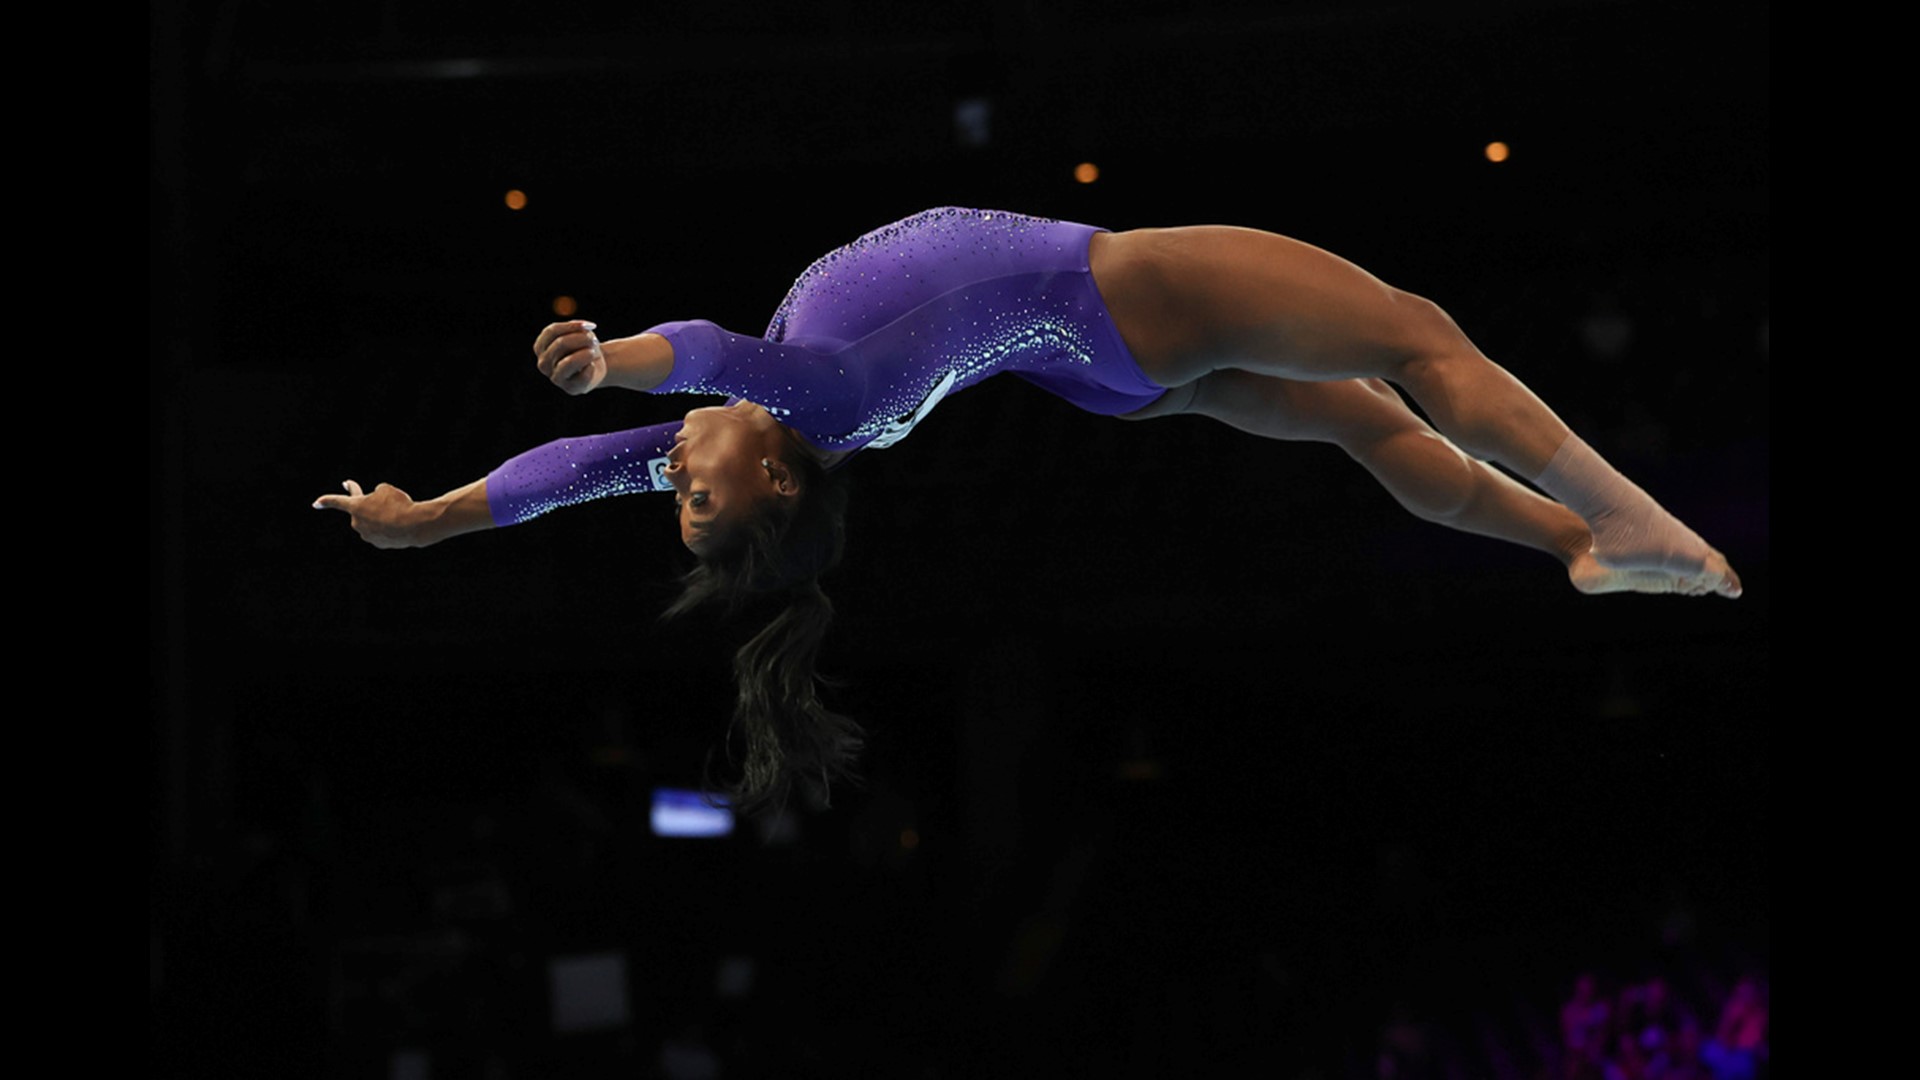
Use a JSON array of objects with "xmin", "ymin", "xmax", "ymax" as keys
[{"xmin": 484, "ymin": 422, "xmax": 684, "ymax": 527}]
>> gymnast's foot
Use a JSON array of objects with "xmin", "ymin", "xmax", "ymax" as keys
[
  {"xmin": 1533, "ymin": 435, "xmax": 1739, "ymax": 597},
  {"xmin": 1583, "ymin": 502, "xmax": 1741, "ymax": 598},
  {"xmin": 1568, "ymin": 548, "xmax": 1742, "ymax": 598}
]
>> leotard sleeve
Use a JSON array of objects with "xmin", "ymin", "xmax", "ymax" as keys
[
  {"xmin": 484, "ymin": 422, "xmax": 684, "ymax": 527},
  {"xmin": 643, "ymin": 319, "xmax": 867, "ymax": 442},
  {"xmin": 482, "ymin": 320, "xmax": 864, "ymax": 529}
]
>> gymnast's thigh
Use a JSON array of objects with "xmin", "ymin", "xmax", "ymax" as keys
[{"xmin": 1095, "ymin": 225, "xmax": 1452, "ymax": 384}]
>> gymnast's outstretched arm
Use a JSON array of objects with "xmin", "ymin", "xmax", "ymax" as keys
[
  {"xmin": 315, "ymin": 419, "xmax": 686, "ymax": 547},
  {"xmin": 317, "ymin": 320, "xmax": 689, "ymax": 546},
  {"xmin": 312, "ymin": 477, "xmax": 494, "ymax": 549}
]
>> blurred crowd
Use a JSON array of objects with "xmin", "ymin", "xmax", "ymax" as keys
[
  {"xmin": 1557, "ymin": 971, "xmax": 1769, "ymax": 1080},
  {"xmin": 1372, "ymin": 965, "xmax": 1769, "ymax": 1080}
]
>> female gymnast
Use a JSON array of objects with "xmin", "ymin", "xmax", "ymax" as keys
[{"xmin": 315, "ymin": 207, "xmax": 1741, "ymax": 810}]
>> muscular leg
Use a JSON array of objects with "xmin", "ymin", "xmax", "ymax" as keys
[
  {"xmin": 1107, "ymin": 225, "xmax": 1739, "ymax": 596},
  {"xmin": 1122, "ymin": 371, "xmax": 1723, "ymax": 597}
]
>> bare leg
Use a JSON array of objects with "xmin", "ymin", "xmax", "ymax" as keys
[
  {"xmin": 1123, "ymin": 372, "xmax": 1722, "ymax": 596},
  {"xmin": 1108, "ymin": 226, "xmax": 1740, "ymax": 597}
]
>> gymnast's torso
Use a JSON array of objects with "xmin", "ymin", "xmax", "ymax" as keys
[
  {"xmin": 486, "ymin": 207, "xmax": 1171, "ymax": 526},
  {"xmin": 647, "ymin": 206, "xmax": 1171, "ymax": 451}
]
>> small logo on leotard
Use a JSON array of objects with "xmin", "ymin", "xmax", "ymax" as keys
[{"xmin": 648, "ymin": 457, "xmax": 673, "ymax": 491}]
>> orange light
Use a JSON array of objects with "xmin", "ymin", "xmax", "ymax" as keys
[
  {"xmin": 1074, "ymin": 162, "xmax": 1100, "ymax": 184},
  {"xmin": 504, "ymin": 189, "xmax": 529, "ymax": 210},
  {"xmin": 552, "ymin": 295, "xmax": 578, "ymax": 317},
  {"xmin": 1484, "ymin": 142, "xmax": 1510, "ymax": 163},
  {"xmin": 900, "ymin": 828, "xmax": 920, "ymax": 850}
]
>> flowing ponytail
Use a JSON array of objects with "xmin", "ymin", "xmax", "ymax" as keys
[
  {"xmin": 723, "ymin": 582, "xmax": 863, "ymax": 813},
  {"xmin": 662, "ymin": 447, "xmax": 858, "ymax": 814}
]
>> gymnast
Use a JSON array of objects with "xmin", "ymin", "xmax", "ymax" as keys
[{"xmin": 315, "ymin": 207, "xmax": 1742, "ymax": 809}]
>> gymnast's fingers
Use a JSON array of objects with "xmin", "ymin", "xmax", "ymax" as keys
[
  {"xmin": 537, "ymin": 332, "xmax": 587, "ymax": 378},
  {"xmin": 314, "ymin": 479, "xmax": 362, "ymax": 512},
  {"xmin": 533, "ymin": 321, "xmax": 597, "ymax": 373},
  {"xmin": 531, "ymin": 321, "xmax": 577, "ymax": 356},
  {"xmin": 552, "ymin": 348, "xmax": 597, "ymax": 387},
  {"xmin": 545, "ymin": 340, "xmax": 602, "ymax": 390}
]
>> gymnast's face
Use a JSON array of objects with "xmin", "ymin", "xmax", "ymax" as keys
[{"xmin": 666, "ymin": 401, "xmax": 798, "ymax": 553}]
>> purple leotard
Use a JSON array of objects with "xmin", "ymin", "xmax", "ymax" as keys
[{"xmin": 487, "ymin": 207, "xmax": 1165, "ymax": 526}]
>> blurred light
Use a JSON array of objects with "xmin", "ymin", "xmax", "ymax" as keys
[
  {"xmin": 389, "ymin": 1050, "xmax": 429, "ymax": 1080},
  {"xmin": 715, "ymin": 955, "xmax": 756, "ymax": 999},
  {"xmin": 504, "ymin": 188, "xmax": 529, "ymax": 210},
  {"xmin": 553, "ymin": 295, "xmax": 578, "ymax": 317},
  {"xmin": 1074, "ymin": 162, "xmax": 1100, "ymax": 184},
  {"xmin": 549, "ymin": 952, "xmax": 630, "ymax": 1033},
  {"xmin": 650, "ymin": 788, "xmax": 733, "ymax": 838},
  {"xmin": 1579, "ymin": 297, "xmax": 1634, "ymax": 361},
  {"xmin": 900, "ymin": 828, "xmax": 920, "ymax": 850},
  {"xmin": 1484, "ymin": 142, "xmax": 1510, "ymax": 163},
  {"xmin": 954, "ymin": 97, "xmax": 992, "ymax": 148},
  {"xmin": 426, "ymin": 58, "xmax": 487, "ymax": 80}
]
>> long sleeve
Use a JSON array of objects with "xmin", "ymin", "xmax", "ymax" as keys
[
  {"xmin": 636, "ymin": 215, "xmax": 1161, "ymax": 450},
  {"xmin": 479, "ymin": 210, "xmax": 1161, "ymax": 529},
  {"xmin": 643, "ymin": 319, "xmax": 871, "ymax": 444},
  {"xmin": 484, "ymin": 422, "xmax": 684, "ymax": 527},
  {"xmin": 480, "ymin": 322, "xmax": 859, "ymax": 528}
]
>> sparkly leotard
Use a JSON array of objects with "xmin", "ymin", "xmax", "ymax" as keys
[{"xmin": 487, "ymin": 207, "xmax": 1164, "ymax": 526}]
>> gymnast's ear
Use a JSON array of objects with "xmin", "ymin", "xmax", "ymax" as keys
[{"xmin": 762, "ymin": 457, "xmax": 802, "ymax": 497}]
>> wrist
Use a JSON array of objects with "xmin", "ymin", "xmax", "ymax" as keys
[
  {"xmin": 404, "ymin": 496, "xmax": 452, "ymax": 547},
  {"xmin": 417, "ymin": 480, "xmax": 494, "ymax": 546},
  {"xmin": 600, "ymin": 333, "xmax": 673, "ymax": 392}
]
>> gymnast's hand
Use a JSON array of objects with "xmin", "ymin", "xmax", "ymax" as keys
[
  {"xmin": 534, "ymin": 319, "xmax": 606, "ymax": 395},
  {"xmin": 313, "ymin": 479, "xmax": 433, "ymax": 549}
]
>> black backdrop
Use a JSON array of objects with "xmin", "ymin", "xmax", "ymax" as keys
[{"xmin": 151, "ymin": 3, "xmax": 1768, "ymax": 1076}]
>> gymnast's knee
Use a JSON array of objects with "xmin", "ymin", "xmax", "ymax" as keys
[
  {"xmin": 1350, "ymin": 428, "xmax": 1478, "ymax": 523},
  {"xmin": 1384, "ymin": 290, "xmax": 1478, "ymax": 371},
  {"xmin": 1389, "ymin": 288, "xmax": 1464, "ymax": 336}
]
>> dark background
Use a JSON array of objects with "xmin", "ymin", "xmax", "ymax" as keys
[{"xmin": 151, "ymin": 1, "xmax": 1768, "ymax": 1076}]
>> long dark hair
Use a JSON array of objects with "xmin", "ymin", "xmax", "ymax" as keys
[{"xmin": 661, "ymin": 444, "xmax": 859, "ymax": 814}]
